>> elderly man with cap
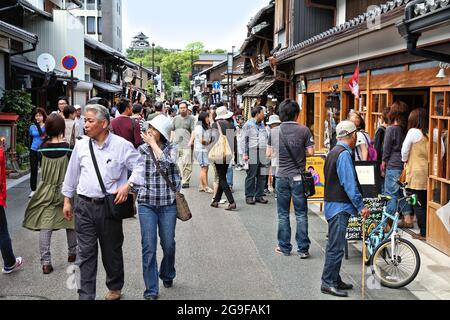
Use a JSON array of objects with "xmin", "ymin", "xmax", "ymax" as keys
[
  {"xmin": 62, "ymin": 104, "xmax": 145, "ymax": 300},
  {"xmin": 137, "ymin": 115, "xmax": 180, "ymax": 300},
  {"xmin": 321, "ymin": 120, "xmax": 370, "ymax": 298},
  {"xmin": 74, "ymin": 105, "xmax": 85, "ymax": 138}
]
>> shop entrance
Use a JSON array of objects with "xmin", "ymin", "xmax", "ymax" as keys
[{"xmin": 392, "ymin": 89, "xmax": 429, "ymax": 110}]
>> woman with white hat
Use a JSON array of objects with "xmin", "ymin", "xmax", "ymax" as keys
[
  {"xmin": 137, "ymin": 115, "xmax": 181, "ymax": 300},
  {"xmin": 210, "ymin": 106, "xmax": 237, "ymax": 211}
]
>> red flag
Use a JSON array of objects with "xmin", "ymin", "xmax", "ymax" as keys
[{"xmin": 349, "ymin": 64, "xmax": 360, "ymax": 99}]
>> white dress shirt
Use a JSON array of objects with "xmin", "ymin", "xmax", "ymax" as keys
[{"xmin": 62, "ymin": 133, "xmax": 145, "ymax": 199}]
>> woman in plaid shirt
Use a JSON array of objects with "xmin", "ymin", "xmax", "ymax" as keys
[{"xmin": 137, "ymin": 115, "xmax": 181, "ymax": 301}]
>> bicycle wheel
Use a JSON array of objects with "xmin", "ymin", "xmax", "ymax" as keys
[{"xmin": 370, "ymin": 238, "xmax": 421, "ymax": 289}]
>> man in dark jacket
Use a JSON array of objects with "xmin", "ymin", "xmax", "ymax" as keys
[{"xmin": 321, "ymin": 121, "xmax": 370, "ymax": 298}]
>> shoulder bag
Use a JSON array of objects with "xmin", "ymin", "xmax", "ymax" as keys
[
  {"xmin": 208, "ymin": 121, "xmax": 233, "ymax": 164},
  {"xmin": 89, "ymin": 139, "xmax": 136, "ymax": 220},
  {"xmin": 279, "ymin": 126, "xmax": 316, "ymax": 198},
  {"xmin": 148, "ymin": 145, "xmax": 192, "ymax": 222}
]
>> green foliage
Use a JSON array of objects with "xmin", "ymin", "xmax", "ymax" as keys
[
  {"xmin": 0, "ymin": 90, "xmax": 35, "ymax": 148},
  {"xmin": 16, "ymin": 142, "xmax": 28, "ymax": 156},
  {"xmin": 127, "ymin": 42, "xmax": 225, "ymax": 98}
]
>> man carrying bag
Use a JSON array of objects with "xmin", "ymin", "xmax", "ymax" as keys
[
  {"xmin": 62, "ymin": 104, "xmax": 145, "ymax": 301},
  {"xmin": 268, "ymin": 100, "xmax": 315, "ymax": 259}
]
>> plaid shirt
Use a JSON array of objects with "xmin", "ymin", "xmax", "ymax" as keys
[{"xmin": 137, "ymin": 142, "xmax": 181, "ymax": 207}]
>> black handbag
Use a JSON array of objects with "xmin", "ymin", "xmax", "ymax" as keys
[
  {"xmin": 279, "ymin": 127, "xmax": 316, "ymax": 198},
  {"xmin": 89, "ymin": 139, "xmax": 136, "ymax": 220}
]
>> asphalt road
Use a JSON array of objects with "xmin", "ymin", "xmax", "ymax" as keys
[{"xmin": 0, "ymin": 167, "xmax": 426, "ymax": 300}]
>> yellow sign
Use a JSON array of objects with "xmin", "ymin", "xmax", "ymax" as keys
[{"xmin": 306, "ymin": 155, "xmax": 326, "ymax": 200}]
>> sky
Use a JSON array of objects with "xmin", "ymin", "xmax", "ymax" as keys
[{"xmin": 122, "ymin": 0, "xmax": 270, "ymax": 52}]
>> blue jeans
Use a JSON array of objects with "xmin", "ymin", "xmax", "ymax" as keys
[
  {"xmin": 227, "ymin": 164, "xmax": 233, "ymax": 188},
  {"xmin": 321, "ymin": 212, "xmax": 351, "ymax": 288},
  {"xmin": 0, "ymin": 206, "xmax": 16, "ymax": 269},
  {"xmin": 276, "ymin": 177, "xmax": 311, "ymax": 255},
  {"xmin": 138, "ymin": 203, "xmax": 177, "ymax": 298},
  {"xmin": 384, "ymin": 169, "xmax": 412, "ymax": 216}
]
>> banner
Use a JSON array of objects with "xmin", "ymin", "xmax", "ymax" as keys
[{"xmin": 306, "ymin": 156, "xmax": 326, "ymax": 200}]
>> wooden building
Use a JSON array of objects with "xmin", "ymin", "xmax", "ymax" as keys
[{"xmin": 267, "ymin": 0, "xmax": 450, "ymax": 255}]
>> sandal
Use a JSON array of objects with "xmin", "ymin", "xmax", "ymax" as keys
[
  {"xmin": 275, "ymin": 247, "xmax": 291, "ymax": 256},
  {"xmin": 412, "ymin": 233, "xmax": 426, "ymax": 241},
  {"xmin": 204, "ymin": 187, "xmax": 214, "ymax": 194}
]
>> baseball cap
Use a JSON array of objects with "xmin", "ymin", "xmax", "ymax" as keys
[
  {"xmin": 336, "ymin": 121, "xmax": 357, "ymax": 138},
  {"xmin": 74, "ymin": 105, "xmax": 82, "ymax": 110}
]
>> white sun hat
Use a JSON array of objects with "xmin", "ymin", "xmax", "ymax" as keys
[
  {"xmin": 267, "ymin": 115, "xmax": 281, "ymax": 126},
  {"xmin": 147, "ymin": 115, "xmax": 172, "ymax": 141},
  {"xmin": 215, "ymin": 106, "xmax": 234, "ymax": 120}
]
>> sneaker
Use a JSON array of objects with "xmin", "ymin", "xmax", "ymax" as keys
[
  {"xmin": 299, "ymin": 252, "xmax": 310, "ymax": 260},
  {"xmin": 2, "ymin": 257, "xmax": 24, "ymax": 274},
  {"xmin": 219, "ymin": 199, "xmax": 227, "ymax": 204},
  {"xmin": 29, "ymin": 191, "xmax": 35, "ymax": 199}
]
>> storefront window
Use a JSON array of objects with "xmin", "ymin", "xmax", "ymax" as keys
[
  {"xmin": 430, "ymin": 89, "xmax": 450, "ymax": 206},
  {"xmin": 371, "ymin": 91, "xmax": 390, "ymax": 136},
  {"xmin": 434, "ymin": 93, "xmax": 445, "ymax": 116},
  {"xmin": 354, "ymin": 92, "xmax": 367, "ymax": 121}
]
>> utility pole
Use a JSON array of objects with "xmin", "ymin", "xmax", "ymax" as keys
[
  {"xmin": 191, "ymin": 49, "xmax": 194, "ymax": 100},
  {"xmin": 231, "ymin": 46, "xmax": 235, "ymax": 111},
  {"xmin": 152, "ymin": 42, "xmax": 155, "ymax": 100}
]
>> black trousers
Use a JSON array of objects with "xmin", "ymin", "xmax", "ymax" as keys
[
  {"xmin": 75, "ymin": 197, "xmax": 124, "ymax": 300},
  {"xmin": 213, "ymin": 164, "xmax": 235, "ymax": 204},
  {"xmin": 29, "ymin": 150, "xmax": 41, "ymax": 191}
]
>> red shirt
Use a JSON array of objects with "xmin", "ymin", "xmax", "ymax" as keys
[{"xmin": 111, "ymin": 116, "xmax": 143, "ymax": 149}]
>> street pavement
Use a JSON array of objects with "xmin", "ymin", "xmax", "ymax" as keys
[{"xmin": 0, "ymin": 167, "xmax": 448, "ymax": 300}]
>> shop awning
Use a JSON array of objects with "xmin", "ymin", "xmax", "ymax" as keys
[
  {"xmin": 75, "ymin": 80, "xmax": 94, "ymax": 92},
  {"xmin": 92, "ymin": 79, "xmax": 123, "ymax": 93},
  {"xmin": 235, "ymin": 72, "xmax": 266, "ymax": 89},
  {"xmin": 85, "ymin": 57, "xmax": 102, "ymax": 70},
  {"xmin": 242, "ymin": 77, "xmax": 276, "ymax": 97},
  {"xmin": 85, "ymin": 36, "xmax": 125, "ymax": 59},
  {"xmin": 10, "ymin": 55, "xmax": 73, "ymax": 80},
  {"xmin": 0, "ymin": 20, "xmax": 38, "ymax": 45}
]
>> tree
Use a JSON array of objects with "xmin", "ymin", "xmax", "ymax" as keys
[{"xmin": 127, "ymin": 41, "xmax": 225, "ymax": 98}]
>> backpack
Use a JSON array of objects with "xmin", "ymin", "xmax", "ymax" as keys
[{"xmin": 362, "ymin": 132, "xmax": 378, "ymax": 161}]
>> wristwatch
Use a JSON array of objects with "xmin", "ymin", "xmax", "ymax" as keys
[{"xmin": 128, "ymin": 181, "xmax": 135, "ymax": 189}]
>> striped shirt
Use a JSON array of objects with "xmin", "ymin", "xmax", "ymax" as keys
[{"xmin": 137, "ymin": 142, "xmax": 181, "ymax": 206}]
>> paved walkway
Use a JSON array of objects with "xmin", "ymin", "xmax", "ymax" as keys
[{"xmin": 1, "ymin": 169, "xmax": 449, "ymax": 300}]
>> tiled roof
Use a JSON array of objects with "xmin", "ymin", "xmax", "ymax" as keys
[
  {"xmin": 263, "ymin": 0, "xmax": 411, "ymax": 68},
  {"xmin": 0, "ymin": 19, "xmax": 38, "ymax": 44},
  {"xmin": 248, "ymin": 1, "xmax": 275, "ymax": 29},
  {"xmin": 413, "ymin": 0, "xmax": 450, "ymax": 17}
]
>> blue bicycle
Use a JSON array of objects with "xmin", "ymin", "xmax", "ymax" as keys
[{"xmin": 365, "ymin": 181, "xmax": 421, "ymax": 289}]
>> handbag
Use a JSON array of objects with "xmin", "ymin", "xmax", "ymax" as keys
[
  {"xmin": 89, "ymin": 139, "xmax": 136, "ymax": 220},
  {"xmin": 148, "ymin": 146, "xmax": 192, "ymax": 222},
  {"xmin": 279, "ymin": 127, "xmax": 316, "ymax": 198},
  {"xmin": 208, "ymin": 121, "xmax": 233, "ymax": 164}
]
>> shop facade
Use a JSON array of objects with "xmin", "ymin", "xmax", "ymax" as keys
[{"xmin": 271, "ymin": 1, "xmax": 450, "ymax": 255}]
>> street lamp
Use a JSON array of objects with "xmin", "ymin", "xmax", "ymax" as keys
[
  {"xmin": 152, "ymin": 42, "xmax": 155, "ymax": 99},
  {"xmin": 231, "ymin": 46, "xmax": 235, "ymax": 111}
]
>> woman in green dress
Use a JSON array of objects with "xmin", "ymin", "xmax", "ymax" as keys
[{"xmin": 23, "ymin": 114, "xmax": 77, "ymax": 275}]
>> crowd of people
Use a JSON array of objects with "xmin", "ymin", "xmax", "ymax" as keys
[{"xmin": 0, "ymin": 93, "xmax": 432, "ymax": 300}]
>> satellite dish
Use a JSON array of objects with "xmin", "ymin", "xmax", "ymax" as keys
[{"xmin": 38, "ymin": 53, "xmax": 56, "ymax": 73}]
